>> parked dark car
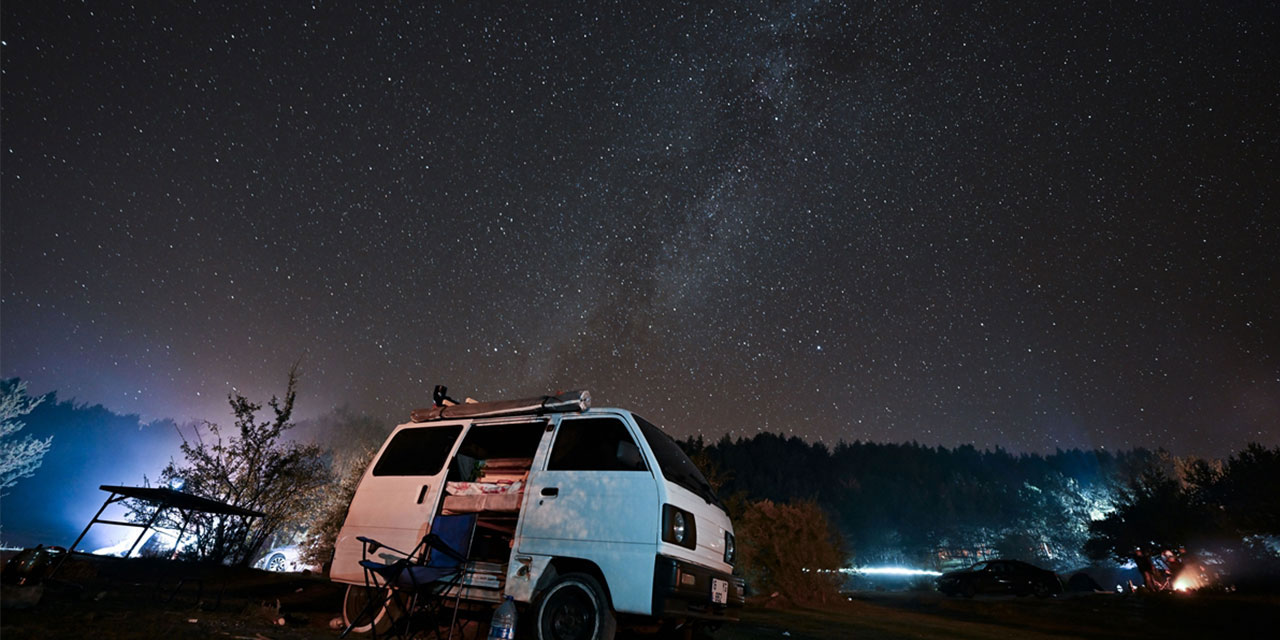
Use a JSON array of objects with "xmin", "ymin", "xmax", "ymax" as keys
[{"xmin": 937, "ymin": 559, "xmax": 1063, "ymax": 598}]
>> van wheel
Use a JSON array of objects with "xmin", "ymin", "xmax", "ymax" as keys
[
  {"xmin": 342, "ymin": 584, "xmax": 401, "ymax": 635},
  {"xmin": 533, "ymin": 573, "xmax": 616, "ymax": 640}
]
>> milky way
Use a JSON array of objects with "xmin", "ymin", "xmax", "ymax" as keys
[{"xmin": 2, "ymin": 2, "xmax": 1276, "ymax": 456}]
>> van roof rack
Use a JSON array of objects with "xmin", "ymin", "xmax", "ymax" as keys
[{"xmin": 410, "ymin": 389, "xmax": 591, "ymax": 423}]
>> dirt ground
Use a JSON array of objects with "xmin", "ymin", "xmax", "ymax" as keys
[{"xmin": 2, "ymin": 554, "xmax": 1276, "ymax": 639}]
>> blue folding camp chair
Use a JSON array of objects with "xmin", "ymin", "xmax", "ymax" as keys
[{"xmin": 341, "ymin": 514, "xmax": 478, "ymax": 640}]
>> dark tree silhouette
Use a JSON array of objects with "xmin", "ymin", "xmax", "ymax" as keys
[
  {"xmin": 684, "ymin": 433, "xmax": 1159, "ymax": 571},
  {"xmin": 139, "ymin": 365, "xmax": 327, "ymax": 565},
  {"xmin": 1087, "ymin": 444, "xmax": 1280, "ymax": 564}
]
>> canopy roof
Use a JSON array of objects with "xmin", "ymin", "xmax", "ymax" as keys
[
  {"xmin": 49, "ymin": 484, "xmax": 266, "ymax": 578},
  {"xmin": 98, "ymin": 484, "xmax": 265, "ymax": 518}
]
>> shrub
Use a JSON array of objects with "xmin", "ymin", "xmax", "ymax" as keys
[{"xmin": 736, "ymin": 499, "xmax": 846, "ymax": 605}]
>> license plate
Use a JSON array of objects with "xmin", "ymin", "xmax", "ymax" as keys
[{"xmin": 711, "ymin": 578, "xmax": 729, "ymax": 604}]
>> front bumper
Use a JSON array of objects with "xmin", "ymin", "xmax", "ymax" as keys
[{"xmin": 652, "ymin": 555, "xmax": 745, "ymax": 620}]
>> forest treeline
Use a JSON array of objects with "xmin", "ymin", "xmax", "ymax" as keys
[
  {"xmin": 680, "ymin": 433, "xmax": 1280, "ymax": 574},
  {"xmin": 6, "ymin": 375, "xmax": 1277, "ymax": 603}
]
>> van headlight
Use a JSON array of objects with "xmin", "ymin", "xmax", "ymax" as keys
[
  {"xmin": 724, "ymin": 531, "xmax": 735, "ymax": 565},
  {"xmin": 662, "ymin": 504, "xmax": 697, "ymax": 549}
]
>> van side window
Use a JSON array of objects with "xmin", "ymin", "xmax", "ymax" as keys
[
  {"xmin": 457, "ymin": 422, "xmax": 545, "ymax": 460},
  {"xmin": 372, "ymin": 425, "xmax": 464, "ymax": 476},
  {"xmin": 548, "ymin": 418, "xmax": 647, "ymax": 471},
  {"xmin": 449, "ymin": 422, "xmax": 545, "ymax": 480}
]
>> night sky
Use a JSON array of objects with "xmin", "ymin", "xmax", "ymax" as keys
[{"xmin": 2, "ymin": 2, "xmax": 1276, "ymax": 458}]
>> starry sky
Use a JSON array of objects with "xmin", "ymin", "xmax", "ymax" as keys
[{"xmin": 2, "ymin": 1, "xmax": 1276, "ymax": 457}]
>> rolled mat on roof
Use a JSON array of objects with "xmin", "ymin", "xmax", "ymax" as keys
[{"xmin": 410, "ymin": 389, "xmax": 590, "ymax": 423}]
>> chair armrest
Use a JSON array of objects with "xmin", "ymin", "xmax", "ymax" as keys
[{"xmin": 356, "ymin": 536, "xmax": 414, "ymax": 560}]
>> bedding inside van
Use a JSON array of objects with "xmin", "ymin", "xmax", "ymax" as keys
[{"xmin": 442, "ymin": 479, "xmax": 525, "ymax": 514}]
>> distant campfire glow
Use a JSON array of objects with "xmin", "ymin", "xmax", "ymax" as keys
[{"xmin": 1172, "ymin": 571, "xmax": 1203, "ymax": 592}]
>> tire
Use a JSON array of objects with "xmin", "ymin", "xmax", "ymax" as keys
[
  {"xmin": 533, "ymin": 573, "xmax": 617, "ymax": 640},
  {"xmin": 266, "ymin": 553, "xmax": 287, "ymax": 572},
  {"xmin": 342, "ymin": 584, "xmax": 402, "ymax": 635},
  {"xmin": 962, "ymin": 582, "xmax": 976, "ymax": 598},
  {"xmin": 1033, "ymin": 581, "xmax": 1051, "ymax": 598}
]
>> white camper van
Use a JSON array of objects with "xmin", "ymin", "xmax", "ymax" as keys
[{"xmin": 332, "ymin": 390, "xmax": 744, "ymax": 639}]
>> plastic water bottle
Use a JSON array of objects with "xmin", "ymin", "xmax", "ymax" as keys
[{"xmin": 487, "ymin": 595, "xmax": 517, "ymax": 639}]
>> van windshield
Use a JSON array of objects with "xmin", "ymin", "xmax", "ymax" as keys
[{"xmin": 633, "ymin": 414, "xmax": 722, "ymax": 507}]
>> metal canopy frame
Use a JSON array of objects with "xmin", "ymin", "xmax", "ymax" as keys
[{"xmin": 49, "ymin": 484, "xmax": 265, "ymax": 578}]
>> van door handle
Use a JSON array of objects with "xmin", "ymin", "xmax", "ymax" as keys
[
  {"xmin": 417, "ymin": 485, "xmax": 430, "ymax": 504},
  {"xmin": 540, "ymin": 487, "xmax": 559, "ymax": 497}
]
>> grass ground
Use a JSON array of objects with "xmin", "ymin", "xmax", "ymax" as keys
[
  {"xmin": 721, "ymin": 591, "xmax": 1276, "ymax": 640},
  {"xmin": 2, "ymin": 554, "xmax": 1275, "ymax": 639}
]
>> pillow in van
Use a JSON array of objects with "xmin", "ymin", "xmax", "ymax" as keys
[{"xmin": 445, "ymin": 480, "xmax": 524, "ymax": 496}]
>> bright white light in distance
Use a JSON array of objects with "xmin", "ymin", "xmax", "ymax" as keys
[{"xmin": 844, "ymin": 566, "xmax": 942, "ymax": 577}]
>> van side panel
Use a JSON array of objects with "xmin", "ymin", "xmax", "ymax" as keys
[
  {"xmin": 330, "ymin": 422, "xmax": 466, "ymax": 584},
  {"xmin": 518, "ymin": 469, "xmax": 660, "ymax": 614}
]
